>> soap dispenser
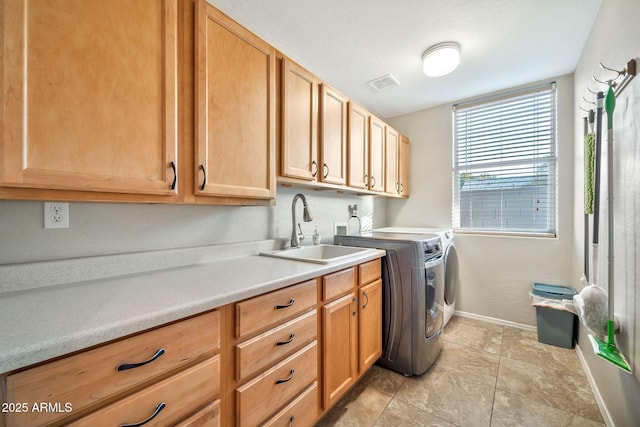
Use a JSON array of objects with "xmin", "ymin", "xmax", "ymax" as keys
[
  {"xmin": 347, "ymin": 204, "xmax": 361, "ymax": 235},
  {"xmin": 312, "ymin": 226, "xmax": 321, "ymax": 245}
]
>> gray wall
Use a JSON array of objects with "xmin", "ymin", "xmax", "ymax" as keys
[
  {"xmin": 0, "ymin": 188, "xmax": 385, "ymax": 265},
  {"xmin": 572, "ymin": 0, "xmax": 640, "ymax": 424}
]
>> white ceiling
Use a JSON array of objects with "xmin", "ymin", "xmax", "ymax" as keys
[{"xmin": 207, "ymin": 0, "xmax": 602, "ymax": 119}]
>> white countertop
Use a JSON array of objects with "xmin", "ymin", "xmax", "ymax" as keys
[{"xmin": 0, "ymin": 247, "xmax": 384, "ymax": 374}]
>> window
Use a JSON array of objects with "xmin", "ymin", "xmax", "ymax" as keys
[{"xmin": 453, "ymin": 83, "xmax": 557, "ymax": 236}]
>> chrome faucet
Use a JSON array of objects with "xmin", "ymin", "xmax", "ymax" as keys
[{"xmin": 291, "ymin": 193, "xmax": 313, "ymax": 248}]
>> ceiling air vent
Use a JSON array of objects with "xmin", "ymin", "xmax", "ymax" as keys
[{"xmin": 367, "ymin": 74, "xmax": 400, "ymax": 92}]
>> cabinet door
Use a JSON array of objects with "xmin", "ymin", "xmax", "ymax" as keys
[
  {"xmin": 368, "ymin": 116, "xmax": 386, "ymax": 193},
  {"xmin": 399, "ymin": 134, "xmax": 410, "ymax": 197},
  {"xmin": 322, "ymin": 292, "xmax": 358, "ymax": 409},
  {"xmin": 347, "ymin": 102, "xmax": 369, "ymax": 190},
  {"xmin": 281, "ymin": 59, "xmax": 318, "ymax": 181},
  {"xmin": 384, "ymin": 126, "xmax": 399, "ymax": 195},
  {"xmin": 319, "ymin": 84, "xmax": 347, "ymax": 185},
  {"xmin": 359, "ymin": 279, "xmax": 382, "ymax": 373},
  {"xmin": 195, "ymin": 1, "xmax": 276, "ymax": 199},
  {"xmin": 1, "ymin": 0, "xmax": 178, "ymax": 195}
]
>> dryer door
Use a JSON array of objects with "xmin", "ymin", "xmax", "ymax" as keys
[{"xmin": 444, "ymin": 245, "xmax": 459, "ymax": 306}]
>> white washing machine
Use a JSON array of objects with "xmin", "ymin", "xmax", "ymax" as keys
[{"xmin": 374, "ymin": 227, "xmax": 459, "ymax": 327}]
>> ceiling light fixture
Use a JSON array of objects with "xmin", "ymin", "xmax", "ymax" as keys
[{"xmin": 422, "ymin": 42, "xmax": 461, "ymax": 77}]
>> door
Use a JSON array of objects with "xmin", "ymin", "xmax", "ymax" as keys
[
  {"xmin": 347, "ymin": 102, "xmax": 369, "ymax": 190},
  {"xmin": 359, "ymin": 279, "xmax": 382, "ymax": 373},
  {"xmin": 368, "ymin": 116, "xmax": 385, "ymax": 193},
  {"xmin": 281, "ymin": 59, "xmax": 318, "ymax": 181},
  {"xmin": 384, "ymin": 126, "xmax": 399, "ymax": 195},
  {"xmin": 322, "ymin": 292, "xmax": 358, "ymax": 409},
  {"xmin": 1, "ymin": 0, "xmax": 178, "ymax": 195},
  {"xmin": 195, "ymin": 1, "xmax": 276, "ymax": 199},
  {"xmin": 319, "ymin": 84, "xmax": 348, "ymax": 185}
]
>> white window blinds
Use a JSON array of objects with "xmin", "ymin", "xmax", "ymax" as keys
[{"xmin": 453, "ymin": 83, "xmax": 557, "ymax": 236}]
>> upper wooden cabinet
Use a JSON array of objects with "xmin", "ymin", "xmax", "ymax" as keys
[
  {"xmin": 347, "ymin": 102, "xmax": 369, "ymax": 190},
  {"xmin": 399, "ymin": 134, "xmax": 410, "ymax": 197},
  {"xmin": 368, "ymin": 116, "xmax": 386, "ymax": 193},
  {"xmin": 0, "ymin": 0, "xmax": 179, "ymax": 196},
  {"xmin": 194, "ymin": 1, "xmax": 276, "ymax": 200},
  {"xmin": 319, "ymin": 84, "xmax": 348, "ymax": 185},
  {"xmin": 280, "ymin": 58, "xmax": 318, "ymax": 181},
  {"xmin": 384, "ymin": 126, "xmax": 399, "ymax": 195}
]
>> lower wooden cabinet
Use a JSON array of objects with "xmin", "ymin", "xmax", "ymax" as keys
[
  {"xmin": 68, "ymin": 356, "xmax": 220, "ymax": 426},
  {"xmin": 359, "ymin": 279, "xmax": 383, "ymax": 373},
  {"xmin": 0, "ymin": 258, "xmax": 382, "ymax": 427},
  {"xmin": 5, "ymin": 310, "xmax": 221, "ymax": 427},
  {"xmin": 322, "ymin": 292, "xmax": 358, "ymax": 409},
  {"xmin": 236, "ymin": 342, "xmax": 317, "ymax": 426},
  {"xmin": 321, "ymin": 260, "xmax": 383, "ymax": 412}
]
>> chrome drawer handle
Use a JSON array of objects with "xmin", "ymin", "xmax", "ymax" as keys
[
  {"xmin": 120, "ymin": 402, "xmax": 166, "ymax": 427},
  {"xmin": 275, "ymin": 333, "xmax": 295, "ymax": 346},
  {"xmin": 275, "ymin": 369, "xmax": 295, "ymax": 384},
  {"xmin": 275, "ymin": 299, "xmax": 295, "ymax": 310},
  {"xmin": 116, "ymin": 348, "xmax": 165, "ymax": 371}
]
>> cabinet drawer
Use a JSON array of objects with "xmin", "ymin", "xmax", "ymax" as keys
[
  {"xmin": 236, "ymin": 310, "xmax": 317, "ymax": 381},
  {"xmin": 262, "ymin": 382, "xmax": 318, "ymax": 427},
  {"xmin": 6, "ymin": 310, "xmax": 220, "ymax": 427},
  {"xmin": 236, "ymin": 341, "xmax": 317, "ymax": 426},
  {"xmin": 236, "ymin": 279, "xmax": 317, "ymax": 340},
  {"xmin": 69, "ymin": 356, "xmax": 220, "ymax": 426},
  {"xmin": 175, "ymin": 399, "xmax": 220, "ymax": 427},
  {"xmin": 359, "ymin": 258, "xmax": 381, "ymax": 285},
  {"xmin": 322, "ymin": 267, "xmax": 356, "ymax": 301}
]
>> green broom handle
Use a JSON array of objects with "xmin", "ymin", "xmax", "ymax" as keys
[{"xmin": 605, "ymin": 84, "xmax": 615, "ymax": 323}]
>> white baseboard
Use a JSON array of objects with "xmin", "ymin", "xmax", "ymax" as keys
[
  {"xmin": 576, "ymin": 344, "xmax": 614, "ymax": 427},
  {"xmin": 453, "ymin": 310, "xmax": 537, "ymax": 332}
]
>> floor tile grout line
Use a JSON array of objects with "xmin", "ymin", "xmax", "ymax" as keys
[{"xmin": 489, "ymin": 328, "xmax": 506, "ymax": 426}]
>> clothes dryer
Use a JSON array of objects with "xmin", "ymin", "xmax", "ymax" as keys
[{"xmin": 374, "ymin": 228, "xmax": 459, "ymax": 326}]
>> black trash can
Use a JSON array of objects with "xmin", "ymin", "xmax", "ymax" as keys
[{"xmin": 532, "ymin": 283, "xmax": 577, "ymax": 348}]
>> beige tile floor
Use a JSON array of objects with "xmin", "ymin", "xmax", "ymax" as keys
[{"xmin": 317, "ymin": 315, "xmax": 604, "ymax": 427}]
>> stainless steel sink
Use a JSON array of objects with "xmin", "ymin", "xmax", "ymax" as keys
[{"xmin": 260, "ymin": 244, "xmax": 375, "ymax": 264}]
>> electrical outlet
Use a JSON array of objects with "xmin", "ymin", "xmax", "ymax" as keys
[{"xmin": 44, "ymin": 202, "xmax": 69, "ymax": 229}]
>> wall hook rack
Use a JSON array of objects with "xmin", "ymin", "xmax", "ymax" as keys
[
  {"xmin": 592, "ymin": 75, "xmax": 618, "ymax": 87},
  {"xmin": 599, "ymin": 62, "xmax": 627, "ymax": 77}
]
